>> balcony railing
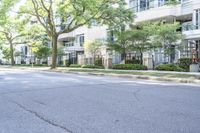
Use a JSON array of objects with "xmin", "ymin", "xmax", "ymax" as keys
[
  {"xmin": 182, "ymin": 24, "xmax": 200, "ymax": 31},
  {"xmin": 129, "ymin": 0, "xmax": 184, "ymax": 13}
]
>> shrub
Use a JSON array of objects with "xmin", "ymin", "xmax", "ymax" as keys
[
  {"xmin": 64, "ymin": 60, "xmax": 70, "ymax": 67},
  {"xmin": 34, "ymin": 64, "xmax": 48, "ymax": 67},
  {"xmin": 155, "ymin": 64, "xmax": 184, "ymax": 71},
  {"xmin": 69, "ymin": 64, "xmax": 81, "ymax": 68},
  {"xmin": 81, "ymin": 65, "xmax": 104, "ymax": 69},
  {"xmin": 94, "ymin": 58, "xmax": 103, "ymax": 66},
  {"xmin": 125, "ymin": 59, "xmax": 140, "ymax": 64},
  {"xmin": 15, "ymin": 64, "xmax": 48, "ymax": 67},
  {"xmin": 178, "ymin": 58, "xmax": 192, "ymax": 71},
  {"xmin": 112, "ymin": 64, "xmax": 147, "ymax": 70}
]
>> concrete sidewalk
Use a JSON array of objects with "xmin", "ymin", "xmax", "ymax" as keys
[
  {"xmin": 51, "ymin": 68, "xmax": 200, "ymax": 85},
  {"xmin": 1, "ymin": 66, "xmax": 200, "ymax": 85},
  {"xmin": 59, "ymin": 68, "xmax": 200, "ymax": 75}
]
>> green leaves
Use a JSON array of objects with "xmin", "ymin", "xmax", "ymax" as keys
[
  {"xmin": 152, "ymin": 22, "xmax": 184, "ymax": 52},
  {"xmin": 84, "ymin": 40, "xmax": 103, "ymax": 55},
  {"xmin": 33, "ymin": 45, "xmax": 51, "ymax": 59}
]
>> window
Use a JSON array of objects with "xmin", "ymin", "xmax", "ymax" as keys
[
  {"xmin": 182, "ymin": 0, "xmax": 189, "ymax": 2},
  {"xmin": 129, "ymin": 0, "xmax": 154, "ymax": 12},
  {"xmin": 76, "ymin": 34, "xmax": 84, "ymax": 47},
  {"xmin": 129, "ymin": 0, "xmax": 139, "ymax": 12},
  {"xmin": 195, "ymin": 9, "xmax": 200, "ymax": 29},
  {"xmin": 140, "ymin": 0, "xmax": 149, "ymax": 11},
  {"xmin": 158, "ymin": 0, "xmax": 165, "ymax": 6},
  {"xmin": 64, "ymin": 41, "xmax": 74, "ymax": 47},
  {"xmin": 91, "ymin": 20, "xmax": 99, "ymax": 26},
  {"xmin": 107, "ymin": 30, "xmax": 115, "ymax": 43},
  {"xmin": 195, "ymin": 40, "xmax": 200, "ymax": 58}
]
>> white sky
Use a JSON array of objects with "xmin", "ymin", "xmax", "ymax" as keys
[{"xmin": 10, "ymin": 0, "xmax": 26, "ymax": 16}]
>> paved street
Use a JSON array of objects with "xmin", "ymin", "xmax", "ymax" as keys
[{"xmin": 0, "ymin": 69, "xmax": 200, "ymax": 133}]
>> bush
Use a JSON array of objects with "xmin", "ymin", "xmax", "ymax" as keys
[
  {"xmin": 65, "ymin": 60, "xmax": 70, "ymax": 67},
  {"xmin": 81, "ymin": 65, "xmax": 104, "ymax": 69},
  {"xmin": 112, "ymin": 64, "xmax": 147, "ymax": 70},
  {"xmin": 155, "ymin": 64, "xmax": 184, "ymax": 71},
  {"xmin": 15, "ymin": 64, "xmax": 48, "ymax": 67},
  {"xmin": 178, "ymin": 58, "xmax": 192, "ymax": 71},
  {"xmin": 125, "ymin": 59, "xmax": 140, "ymax": 64},
  {"xmin": 94, "ymin": 58, "xmax": 103, "ymax": 66},
  {"xmin": 34, "ymin": 64, "xmax": 48, "ymax": 67},
  {"xmin": 69, "ymin": 64, "xmax": 81, "ymax": 68}
]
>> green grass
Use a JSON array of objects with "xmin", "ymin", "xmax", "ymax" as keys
[
  {"xmin": 66, "ymin": 69, "xmax": 200, "ymax": 79},
  {"xmin": 6, "ymin": 65, "xmax": 200, "ymax": 80},
  {"xmin": 14, "ymin": 64, "xmax": 48, "ymax": 67}
]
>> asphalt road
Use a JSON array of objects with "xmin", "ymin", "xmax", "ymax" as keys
[{"xmin": 0, "ymin": 69, "xmax": 200, "ymax": 133}]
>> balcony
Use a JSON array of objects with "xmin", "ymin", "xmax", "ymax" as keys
[
  {"xmin": 182, "ymin": 23, "xmax": 200, "ymax": 39},
  {"xmin": 133, "ymin": 0, "xmax": 193, "ymax": 23},
  {"xmin": 63, "ymin": 45, "xmax": 84, "ymax": 54}
]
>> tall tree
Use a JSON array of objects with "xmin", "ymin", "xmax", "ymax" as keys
[
  {"xmin": 107, "ymin": 0, "xmax": 134, "ymax": 61},
  {"xmin": 153, "ymin": 22, "xmax": 184, "ymax": 63},
  {"xmin": 0, "ymin": 0, "xmax": 28, "ymax": 65},
  {"xmin": 0, "ymin": 17, "xmax": 27, "ymax": 65},
  {"xmin": 108, "ymin": 29, "xmax": 132, "ymax": 61},
  {"xmin": 0, "ymin": 0, "xmax": 18, "ymax": 20},
  {"xmin": 84, "ymin": 40, "xmax": 103, "ymax": 64},
  {"xmin": 20, "ymin": 0, "xmax": 133, "ymax": 69},
  {"xmin": 127, "ymin": 26, "xmax": 152, "ymax": 64}
]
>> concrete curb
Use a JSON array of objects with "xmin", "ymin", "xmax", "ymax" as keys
[
  {"xmin": 1, "ymin": 66, "xmax": 200, "ymax": 85},
  {"xmin": 48, "ymin": 69, "xmax": 200, "ymax": 85}
]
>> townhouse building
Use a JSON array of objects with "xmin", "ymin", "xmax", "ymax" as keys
[
  {"xmin": 58, "ymin": 0, "xmax": 200, "ymax": 67},
  {"xmin": 8, "ymin": 0, "xmax": 198, "ymax": 66},
  {"xmin": 129, "ymin": 0, "xmax": 200, "ymax": 65}
]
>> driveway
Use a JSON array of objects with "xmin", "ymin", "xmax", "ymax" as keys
[{"xmin": 0, "ymin": 69, "xmax": 200, "ymax": 133}]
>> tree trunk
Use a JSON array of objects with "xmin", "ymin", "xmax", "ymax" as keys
[
  {"xmin": 9, "ymin": 40, "xmax": 15, "ymax": 66},
  {"xmin": 140, "ymin": 51, "xmax": 143, "ymax": 65},
  {"xmin": 51, "ymin": 35, "xmax": 58, "ymax": 69},
  {"xmin": 121, "ymin": 48, "xmax": 126, "ymax": 62},
  {"xmin": 169, "ymin": 45, "xmax": 175, "ymax": 64},
  {"xmin": 93, "ymin": 53, "xmax": 95, "ymax": 65}
]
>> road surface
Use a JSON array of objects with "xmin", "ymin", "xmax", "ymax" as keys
[{"xmin": 0, "ymin": 69, "xmax": 200, "ymax": 133}]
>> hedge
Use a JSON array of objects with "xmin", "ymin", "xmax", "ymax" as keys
[
  {"xmin": 155, "ymin": 64, "xmax": 184, "ymax": 72},
  {"xmin": 69, "ymin": 64, "xmax": 81, "ymax": 68},
  {"xmin": 94, "ymin": 58, "xmax": 103, "ymax": 66},
  {"xmin": 112, "ymin": 64, "xmax": 147, "ymax": 70},
  {"xmin": 81, "ymin": 65, "xmax": 104, "ymax": 69},
  {"xmin": 125, "ymin": 59, "xmax": 141, "ymax": 64},
  {"xmin": 178, "ymin": 58, "xmax": 192, "ymax": 71}
]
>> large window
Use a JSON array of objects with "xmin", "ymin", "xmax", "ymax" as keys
[
  {"xmin": 64, "ymin": 41, "xmax": 74, "ymax": 47},
  {"xmin": 130, "ymin": 0, "xmax": 150, "ymax": 12},
  {"xmin": 140, "ymin": 0, "xmax": 149, "ymax": 11},
  {"xmin": 76, "ymin": 34, "xmax": 85, "ymax": 47},
  {"xmin": 129, "ymin": 0, "xmax": 182, "ymax": 12},
  {"xmin": 195, "ymin": 9, "xmax": 200, "ymax": 29}
]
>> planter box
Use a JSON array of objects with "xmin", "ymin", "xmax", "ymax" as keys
[{"xmin": 190, "ymin": 64, "xmax": 199, "ymax": 72}]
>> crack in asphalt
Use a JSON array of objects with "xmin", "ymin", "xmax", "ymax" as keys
[
  {"xmin": 32, "ymin": 100, "xmax": 46, "ymax": 106},
  {"xmin": 10, "ymin": 100, "xmax": 73, "ymax": 133},
  {"xmin": 133, "ymin": 89, "xmax": 141, "ymax": 102}
]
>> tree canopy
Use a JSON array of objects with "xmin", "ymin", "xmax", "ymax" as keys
[{"xmin": 19, "ymin": 0, "xmax": 133, "ymax": 68}]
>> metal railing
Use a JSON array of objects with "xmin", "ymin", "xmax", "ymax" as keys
[
  {"xmin": 129, "ymin": 0, "xmax": 182, "ymax": 13},
  {"xmin": 182, "ymin": 24, "xmax": 200, "ymax": 31}
]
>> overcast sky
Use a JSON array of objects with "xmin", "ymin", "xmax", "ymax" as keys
[{"xmin": 10, "ymin": 0, "xmax": 26, "ymax": 16}]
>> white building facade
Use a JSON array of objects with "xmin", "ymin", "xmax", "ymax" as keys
[
  {"xmin": 58, "ymin": 0, "xmax": 200, "ymax": 66},
  {"xmin": 129, "ymin": 0, "xmax": 200, "ymax": 64}
]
